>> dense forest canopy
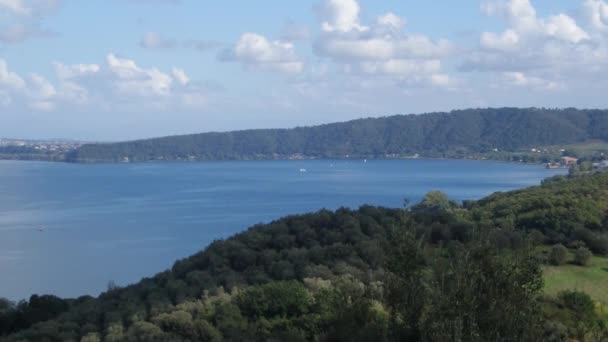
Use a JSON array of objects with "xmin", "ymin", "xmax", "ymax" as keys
[
  {"xmin": 69, "ymin": 108, "xmax": 608, "ymax": 163},
  {"xmin": 3, "ymin": 172, "xmax": 608, "ymax": 341}
]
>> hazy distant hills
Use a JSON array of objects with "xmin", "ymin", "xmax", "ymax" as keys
[{"xmin": 68, "ymin": 108, "xmax": 608, "ymax": 163}]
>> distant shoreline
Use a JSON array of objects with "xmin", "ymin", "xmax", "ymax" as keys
[{"xmin": 0, "ymin": 155, "xmax": 561, "ymax": 170}]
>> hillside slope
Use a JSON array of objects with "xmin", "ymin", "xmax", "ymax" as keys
[
  {"xmin": 3, "ymin": 172, "xmax": 608, "ymax": 340},
  {"xmin": 70, "ymin": 108, "xmax": 608, "ymax": 163}
]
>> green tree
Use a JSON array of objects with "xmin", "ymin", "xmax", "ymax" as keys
[
  {"xmin": 385, "ymin": 208, "xmax": 428, "ymax": 341},
  {"xmin": 574, "ymin": 247, "xmax": 593, "ymax": 266},
  {"xmin": 422, "ymin": 239, "xmax": 544, "ymax": 342},
  {"xmin": 413, "ymin": 191, "xmax": 458, "ymax": 213},
  {"xmin": 549, "ymin": 244, "xmax": 568, "ymax": 265}
]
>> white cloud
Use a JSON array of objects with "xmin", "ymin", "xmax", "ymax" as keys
[
  {"xmin": 140, "ymin": 31, "xmax": 176, "ymax": 49},
  {"xmin": 28, "ymin": 73, "xmax": 56, "ymax": 99},
  {"xmin": 0, "ymin": 61, "xmax": 59, "ymax": 111},
  {"xmin": 480, "ymin": 29, "xmax": 519, "ymax": 51},
  {"xmin": 171, "ymin": 67, "xmax": 189, "ymax": 85},
  {"xmin": 318, "ymin": 0, "xmax": 367, "ymax": 33},
  {"xmin": 224, "ymin": 32, "xmax": 304, "ymax": 74},
  {"xmin": 313, "ymin": 0, "xmax": 451, "ymax": 87},
  {"xmin": 481, "ymin": 0, "xmax": 589, "ymax": 44},
  {"xmin": 0, "ymin": 59, "xmax": 25, "ymax": 90},
  {"xmin": 544, "ymin": 14, "xmax": 590, "ymax": 43},
  {"xmin": 502, "ymin": 71, "xmax": 563, "ymax": 90},
  {"xmin": 466, "ymin": 0, "xmax": 608, "ymax": 92},
  {"xmin": 106, "ymin": 54, "xmax": 173, "ymax": 97},
  {"xmin": 0, "ymin": 54, "xmax": 214, "ymax": 111},
  {"xmin": 53, "ymin": 63, "xmax": 100, "ymax": 80},
  {"xmin": 317, "ymin": 34, "xmax": 450, "ymax": 61},
  {"xmin": 359, "ymin": 59, "xmax": 441, "ymax": 76},
  {"xmin": 377, "ymin": 12, "xmax": 405, "ymax": 29}
]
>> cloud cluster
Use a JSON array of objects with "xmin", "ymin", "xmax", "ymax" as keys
[
  {"xmin": 0, "ymin": 54, "xmax": 212, "ymax": 112},
  {"xmin": 6, "ymin": 0, "xmax": 608, "ymax": 122},
  {"xmin": 311, "ymin": 0, "xmax": 451, "ymax": 87},
  {"xmin": 465, "ymin": 0, "xmax": 608, "ymax": 91},
  {"xmin": 221, "ymin": 33, "xmax": 304, "ymax": 74}
]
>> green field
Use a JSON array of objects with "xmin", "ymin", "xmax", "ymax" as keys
[{"xmin": 544, "ymin": 255, "xmax": 608, "ymax": 306}]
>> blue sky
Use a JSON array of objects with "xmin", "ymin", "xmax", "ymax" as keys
[{"xmin": 1, "ymin": 0, "xmax": 608, "ymax": 140}]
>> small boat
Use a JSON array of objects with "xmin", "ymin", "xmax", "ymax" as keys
[
  {"xmin": 299, "ymin": 168, "xmax": 307, "ymax": 173},
  {"xmin": 38, "ymin": 226, "xmax": 45, "ymax": 232}
]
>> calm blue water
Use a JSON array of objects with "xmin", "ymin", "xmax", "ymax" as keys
[{"xmin": 0, "ymin": 159, "xmax": 565, "ymax": 300}]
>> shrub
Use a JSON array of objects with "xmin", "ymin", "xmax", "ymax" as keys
[
  {"xmin": 558, "ymin": 291, "xmax": 595, "ymax": 320},
  {"xmin": 574, "ymin": 228, "xmax": 608, "ymax": 255},
  {"xmin": 574, "ymin": 247, "xmax": 593, "ymax": 266},
  {"xmin": 549, "ymin": 244, "xmax": 568, "ymax": 265}
]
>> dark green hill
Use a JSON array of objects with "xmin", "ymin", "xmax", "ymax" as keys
[{"xmin": 69, "ymin": 108, "xmax": 608, "ymax": 163}]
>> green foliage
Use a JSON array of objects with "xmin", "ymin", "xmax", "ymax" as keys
[
  {"xmin": 574, "ymin": 247, "xmax": 593, "ymax": 266},
  {"xmin": 0, "ymin": 295, "xmax": 72, "ymax": 337},
  {"xmin": 386, "ymin": 222, "xmax": 544, "ymax": 342},
  {"xmin": 411, "ymin": 190, "xmax": 459, "ymax": 214},
  {"xmin": 471, "ymin": 172, "xmax": 608, "ymax": 253},
  {"xmin": 71, "ymin": 108, "xmax": 608, "ymax": 162},
  {"xmin": 236, "ymin": 281, "xmax": 311, "ymax": 319},
  {"xmin": 549, "ymin": 244, "xmax": 569, "ymax": 265},
  {"xmin": 543, "ymin": 291, "xmax": 608, "ymax": 341}
]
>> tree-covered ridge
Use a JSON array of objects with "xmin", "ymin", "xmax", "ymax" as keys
[
  {"xmin": 70, "ymin": 108, "xmax": 608, "ymax": 163},
  {"xmin": 3, "ymin": 172, "xmax": 608, "ymax": 341},
  {"xmin": 469, "ymin": 172, "xmax": 608, "ymax": 253}
]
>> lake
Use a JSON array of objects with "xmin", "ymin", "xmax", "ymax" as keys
[{"xmin": 0, "ymin": 159, "xmax": 566, "ymax": 300}]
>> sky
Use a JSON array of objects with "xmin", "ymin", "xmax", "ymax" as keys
[{"xmin": 2, "ymin": 0, "xmax": 608, "ymax": 140}]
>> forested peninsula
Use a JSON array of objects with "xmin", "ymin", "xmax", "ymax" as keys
[
  {"xmin": 67, "ymin": 108, "xmax": 608, "ymax": 163},
  {"xmin": 3, "ymin": 172, "xmax": 608, "ymax": 341}
]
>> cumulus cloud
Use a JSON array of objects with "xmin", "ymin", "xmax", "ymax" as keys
[
  {"xmin": 480, "ymin": 29, "xmax": 519, "ymax": 51},
  {"xmin": 377, "ymin": 13, "xmax": 405, "ymax": 29},
  {"xmin": 464, "ymin": 0, "xmax": 608, "ymax": 92},
  {"xmin": 222, "ymin": 32, "xmax": 304, "ymax": 74},
  {"xmin": 106, "ymin": 53, "xmax": 174, "ymax": 97},
  {"xmin": 313, "ymin": 0, "xmax": 451, "ymax": 87},
  {"xmin": 318, "ymin": 0, "xmax": 367, "ymax": 33},
  {"xmin": 479, "ymin": 0, "xmax": 589, "ymax": 47},
  {"xmin": 0, "ymin": 59, "xmax": 25, "ymax": 90},
  {"xmin": 0, "ymin": 54, "xmax": 214, "ymax": 112},
  {"xmin": 53, "ymin": 63, "xmax": 100, "ymax": 80}
]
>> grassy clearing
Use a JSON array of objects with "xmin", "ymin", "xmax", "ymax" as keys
[{"xmin": 543, "ymin": 254, "xmax": 608, "ymax": 306}]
